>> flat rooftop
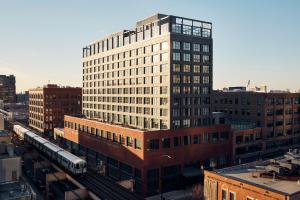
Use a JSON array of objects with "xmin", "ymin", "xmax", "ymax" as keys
[
  {"xmin": 0, "ymin": 181, "xmax": 32, "ymax": 199},
  {"xmin": 215, "ymin": 159, "xmax": 300, "ymax": 195}
]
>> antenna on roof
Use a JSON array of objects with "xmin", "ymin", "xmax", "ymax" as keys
[{"xmin": 247, "ymin": 80, "xmax": 251, "ymax": 90}]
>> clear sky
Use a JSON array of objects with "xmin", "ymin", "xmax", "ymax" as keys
[{"xmin": 0, "ymin": 0, "xmax": 299, "ymax": 92}]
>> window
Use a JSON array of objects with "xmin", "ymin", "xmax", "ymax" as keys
[
  {"xmin": 193, "ymin": 44, "xmax": 201, "ymax": 52},
  {"xmin": 204, "ymin": 133, "xmax": 209, "ymax": 143},
  {"xmin": 229, "ymin": 192, "xmax": 236, "ymax": 200},
  {"xmin": 148, "ymin": 139, "xmax": 159, "ymax": 150},
  {"xmin": 202, "ymin": 44, "xmax": 210, "ymax": 52},
  {"xmin": 203, "ymin": 76, "xmax": 210, "ymax": 84},
  {"xmin": 173, "ymin": 64, "xmax": 181, "ymax": 72},
  {"xmin": 183, "ymin": 42, "xmax": 190, "ymax": 51},
  {"xmin": 203, "ymin": 55, "xmax": 210, "ymax": 63},
  {"xmin": 153, "ymin": 54, "xmax": 160, "ymax": 62},
  {"xmin": 182, "ymin": 119, "xmax": 190, "ymax": 128},
  {"xmin": 153, "ymin": 65, "xmax": 160, "ymax": 73},
  {"xmin": 173, "ymin": 75, "xmax": 181, "ymax": 84},
  {"xmin": 222, "ymin": 189, "xmax": 227, "ymax": 200},
  {"xmin": 127, "ymin": 136, "xmax": 133, "ymax": 147},
  {"xmin": 193, "ymin": 54, "xmax": 201, "ymax": 62},
  {"xmin": 173, "ymin": 52, "xmax": 180, "ymax": 61},
  {"xmin": 173, "ymin": 41, "xmax": 180, "ymax": 49},
  {"xmin": 193, "ymin": 76, "xmax": 201, "ymax": 83},
  {"xmin": 153, "ymin": 43, "xmax": 160, "ymax": 52},
  {"xmin": 183, "ymin": 53, "xmax": 190, "ymax": 62},
  {"xmin": 183, "ymin": 64, "xmax": 190, "ymax": 72},
  {"xmin": 194, "ymin": 65, "xmax": 201, "ymax": 73},
  {"xmin": 162, "ymin": 138, "xmax": 170, "ymax": 148},
  {"xmin": 193, "ymin": 135, "xmax": 201, "ymax": 144},
  {"xmin": 161, "ymin": 53, "xmax": 168, "ymax": 61},
  {"xmin": 203, "ymin": 66, "xmax": 210, "ymax": 73},
  {"xmin": 161, "ymin": 42, "xmax": 168, "ymax": 50},
  {"xmin": 183, "ymin": 135, "xmax": 191, "ymax": 145},
  {"xmin": 145, "ymin": 45, "xmax": 152, "ymax": 53},
  {"xmin": 246, "ymin": 197, "xmax": 254, "ymax": 200},
  {"xmin": 135, "ymin": 139, "xmax": 141, "ymax": 149},
  {"xmin": 172, "ymin": 23, "xmax": 182, "ymax": 33},
  {"xmin": 174, "ymin": 136, "xmax": 181, "ymax": 147}
]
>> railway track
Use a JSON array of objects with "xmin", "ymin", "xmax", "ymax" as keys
[{"xmin": 76, "ymin": 170, "xmax": 143, "ymax": 200}]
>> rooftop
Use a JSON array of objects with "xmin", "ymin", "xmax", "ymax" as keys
[
  {"xmin": 0, "ymin": 181, "xmax": 33, "ymax": 199},
  {"xmin": 215, "ymin": 149, "xmax": 300, "ymax": 195},
  {"xmin": 83, "ymin": 13, "xmax": 212, "ymax": 58}
]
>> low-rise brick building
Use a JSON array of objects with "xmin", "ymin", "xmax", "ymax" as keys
[
  {"xmin": 204, "ymin": 150, "xmax": 300, "ymax": 200},
  {"xmin": 62, "ymin": 115, "xmax": 232, "ymax": 196}
]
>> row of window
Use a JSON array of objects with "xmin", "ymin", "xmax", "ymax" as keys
[
  {"xmin": 172, "ymin": 52, "xmax": 210, "ymax": 63},
  {"xmin": 84, "ymin": 17, "xmax": 212, "ymax": 58},
  {"xmin": 215, "ymin": 97, "xmax": 300, "ymax": 106},
  {"xmin": 83, "ymin": 96, "xmax": 167, "ymax": 105},
  {"xmin": 173, "ymin": 41, "xmax": 210, "ymax": 52},
  {"xmin": 173, "ymin": 86, "xmax": 210, "ymax": 95},
  {"xmin": 84, "ymin": 64, "xmax": 168, "ymax": 78},
  {"xmin": 83, "ymin": 86, "xmax": 168, "ymax": 96},
  {"xmin": 84, "ymin": 76, "xmax": 169, "ymax": 88},
  {"xmin": 173, "ymin": 107, "xmax": 210, "ymax": 118},
  {"xmin": 84, "ymin": 41, "xmax": 169, "ymax": 65},
  {"xmin": 172, "ymin": 115, "xmax": 211, "ymax": 129},
  {"xmin": 147, "ymin": 131, "xmax": 230, "ymax": 150},
  {"xmin": 83, "ymin": 104, "xmax": 168, "ymax": 117},
  {"xmin": 173, "ymin": 64, "xmax": 210, "ymax": 73},
  {"xmin": 82, "ymin": 111, "xmax": 169, "ymax": 130}
]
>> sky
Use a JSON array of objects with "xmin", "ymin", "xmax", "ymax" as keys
[{"xmin": 0, "ymin": 0, "xmax": 299, "ymax": 92}]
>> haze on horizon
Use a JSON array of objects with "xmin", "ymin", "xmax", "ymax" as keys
[{"xmin": 0, "ymin": 0, "xmax": 299, "ymax": 93}]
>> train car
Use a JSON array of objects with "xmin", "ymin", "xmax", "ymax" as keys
[
  {"xmin": 43, "ymin": 142, "xmax": 64, "ymax": 160},
  {"xmin": 13, "ymin": 124, "xmax": 87, "ymax": 174},
  {"xmin": 32, "ymin": 136, "xmax": 49, "ymax": 153},
  {"xmin": 24, "ymin": 130, "xmax": 39, "ymax": 144},
  {"xmin": 13, "ymin": 125, "xmax": 29, "ymax": 140},
  {"xmin": 57, "ymin": 150, "xmax": 87, "ymax": 174}
]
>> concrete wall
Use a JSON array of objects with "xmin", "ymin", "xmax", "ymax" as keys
[{"xmin": 0, "ymin": 156, "xmax": 21, "ymax": 183}]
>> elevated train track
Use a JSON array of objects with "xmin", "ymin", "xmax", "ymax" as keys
[{"xmin": 11, "ymin": 121, "xmax": 144, "ymax": 200}]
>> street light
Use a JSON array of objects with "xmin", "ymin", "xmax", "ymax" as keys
[{"xmin": 160, "ymin": 154, "xmax": 172, "ymax": 200}]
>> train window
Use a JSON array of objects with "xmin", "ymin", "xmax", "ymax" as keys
[{"xmin": 76, "ymin": 164, "xmax": 80, "ymax": 169}]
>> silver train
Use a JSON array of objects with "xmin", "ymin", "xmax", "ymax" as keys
[{"xmin": 13, "ymin": 124, "xmax": 87, "ymax": 174}]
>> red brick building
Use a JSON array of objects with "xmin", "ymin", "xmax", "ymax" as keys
[
  {"xmin": 29, "ymin": 84, "xmax": 82, "ymax": 134},
  {"xmin": 204, "ymin": 150, "xmax": 300, "ymax": 200},
  {"xmin": 61, "ymin": 115, "xmax": 232, "ymax": 196},
  {"xmin": 212, "ymin": 91, "xmax": 300, "ymax": 163}
]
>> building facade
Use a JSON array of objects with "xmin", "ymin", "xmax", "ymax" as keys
[
  {"xmin": 63, "ymin": 115, "xmax": 232, "ymax": 196},
  {"xmin": 82, "ymin": 13, "xmax": 213, "ymax": 130},
  {"xmin": 29, "ymin": 84, "xmax": 82, "ymax": 133},
  {"xmin": 57, "ymin": 14, "xmax": 235, "ymax": 196},
  {"xmin": 0, "ymin": 75, "xmax": 16, "ymax": 103},
  {"xmin": 212, "ymin": 91, "xmax": 300, "ymax": 163},
  {"xmin": 204, "ymin": 150, "xmax": 300, "ymax": 200}
]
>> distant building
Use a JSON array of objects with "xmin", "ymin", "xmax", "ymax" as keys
[
  {"xmin": 29, "ymin": 84, "xmax": 82, "ymax": 134},
  {"xmin": 0, "ymin": 75, "xmax": 16, "ymax": 103},
  {"xmin": 212, "ymin": 91, "xmax": 300, "ymax": 163},
  {"xmin": 16, "ymin": 91, "xmax": 29, "ymax": 104},
  {"xmin": 204, "ymin": 149, "xmax": 300, "ymax": 200}
]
